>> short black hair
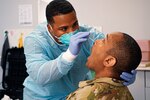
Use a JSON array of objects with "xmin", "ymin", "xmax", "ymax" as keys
[
  {"xmin": 107, "ymin": 33, "xmax": 142, "ymax": 75},
  {"xmin": 46, "ymin": 0, "xmax": 75, "ymax": 24}
]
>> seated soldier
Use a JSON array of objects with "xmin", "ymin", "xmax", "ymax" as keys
[{"xmin": 66, "ymin": 32, "xmax": 142, "ymax": 100}]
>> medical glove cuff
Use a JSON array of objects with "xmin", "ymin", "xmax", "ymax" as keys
[{"xmin": 62, "ymin": 49, "xmax": 77, "ymax": 62}]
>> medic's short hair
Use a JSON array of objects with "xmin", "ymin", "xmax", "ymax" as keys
[{"xmin": 46, "ymin": 0, "xmax": 75, "ymax": 24}]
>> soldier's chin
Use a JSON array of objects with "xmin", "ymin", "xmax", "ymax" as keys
[
  {"xmin": 87, "ymin": 56, "xmax": 91, "ymax": 62},
  {"xmin": 86, "ymin": 61, "xmax": 90, "ymax": 68},
  {"xmin": 86, "ymin": 62, "xmax": 92, "ymax": 69}
]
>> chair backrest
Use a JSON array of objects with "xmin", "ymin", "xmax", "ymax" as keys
[{"xmin": 2, "ymin": 47, "xmax": 28, "ymax": 90}]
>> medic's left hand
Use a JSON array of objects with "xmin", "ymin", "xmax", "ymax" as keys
[{"xmin": 120, "ymin": 70, "xmax": 137, "ymax": 86}]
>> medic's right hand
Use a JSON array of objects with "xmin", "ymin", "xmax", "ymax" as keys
[{"xmin": 69, "ymin": 32, "xmax": 90, "ymax": 56}]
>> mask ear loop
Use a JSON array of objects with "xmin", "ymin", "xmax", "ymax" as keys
[{"xmin": 48, "ymin": 24, "xmax": 60, "ymax": 39}]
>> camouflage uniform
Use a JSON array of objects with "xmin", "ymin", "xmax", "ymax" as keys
[{"xmin": 66, "ymin": 77, "xmax": 134, "ymax": 100}]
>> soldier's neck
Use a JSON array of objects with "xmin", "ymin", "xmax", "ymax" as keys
[{"xmin": 95, "ymin": 71, "xmax": 121, "ymax": 80}]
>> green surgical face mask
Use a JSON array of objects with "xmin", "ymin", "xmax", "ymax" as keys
[
  {"xmin": 49, "ymin": 25, "xmax": 80, "ymax": 45},
  {"xmin": 59, "ymin": 29, "xmax": 79, "ymax": 45}
]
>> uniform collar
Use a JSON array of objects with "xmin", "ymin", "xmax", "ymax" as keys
[{"xmin": 79, "ymin": 77, "xmax": 124, "ymax": 88}]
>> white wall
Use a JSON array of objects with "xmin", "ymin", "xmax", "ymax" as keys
[
  {"xmin": 0, "ymin": 0, "xmax": 38, "ymax": 57},
  {"xmin": 69, "ymin": 0, "xmax": 150, "ymax": 40}
]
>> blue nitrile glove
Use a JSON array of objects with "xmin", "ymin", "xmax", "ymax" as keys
[
  {"xmin": 120, "ymin": 70, "xmax": 137, "ymax": 86},
  {"xmin": 69, "ymin": 32, "xmax": 90, "ymax": 55}
]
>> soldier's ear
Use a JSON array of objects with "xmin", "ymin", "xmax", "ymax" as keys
[{"xmin": 103, "ymin": 55, "xmax": 116, "ymax": 68}]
